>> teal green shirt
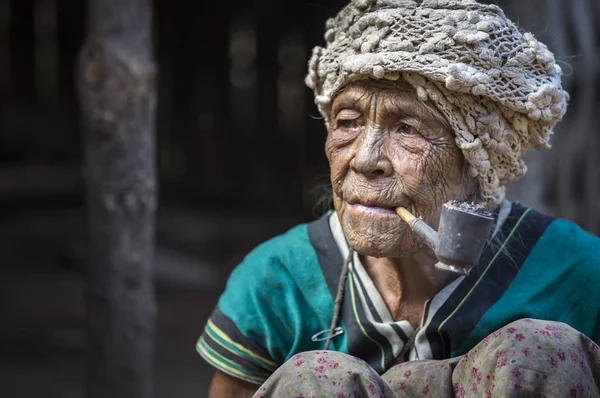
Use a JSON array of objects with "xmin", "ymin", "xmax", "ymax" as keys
[{"xmin": 197, "ymin": 204, "xmax": 600, "ymax": 384}]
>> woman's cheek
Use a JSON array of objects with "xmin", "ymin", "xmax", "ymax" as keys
[
  {"xmin": 326, "ymin": 145, "xmax": 349, "ymax": 194},
  {"xmin": 327, "ymin": 133, "xmax": 358, "ymax": 167},
  {"xmin": 387, "ymin": 140, "xmax": 428, "ymax": 176},
  {"xmin": 424, "ymin": 145, "xmax": 462, "ymax": 188},
  {"xmin": 326, "ymin": 141, "xmax": 344, "ymax": 168},
  {"xmin": 325, "ymin": 133, "xmax": 345, "ymax": 160}
]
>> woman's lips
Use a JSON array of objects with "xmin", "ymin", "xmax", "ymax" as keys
[{"xmin": 349, "ymin": 203, "xmax": 397, "ymax": 215}]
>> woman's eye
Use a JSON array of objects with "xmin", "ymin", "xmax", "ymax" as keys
[
  {"xmin": 338, "ymin": 119, "xmax": 359, "ymax": 129},
  {"xmin": 397, "ymin": 123, "xmax": 416, "ymax": 136}
]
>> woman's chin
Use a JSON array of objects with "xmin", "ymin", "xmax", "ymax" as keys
[
  {"xmin": 351, "ymin": 243, "xmax": 397, "ymax": 258},
  {"xmin": 342, "ymin": 224, "xmax": 417, "ymax": 258}
]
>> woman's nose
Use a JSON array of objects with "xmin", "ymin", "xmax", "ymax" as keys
[{"xmin": 349, "ymin": 125, "xmax": 393, "ymax": 177}]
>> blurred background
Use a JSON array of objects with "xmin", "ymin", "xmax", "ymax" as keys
[{"xmin": 0, "ymin": 0, "xmax": 598, "ymax": 397}]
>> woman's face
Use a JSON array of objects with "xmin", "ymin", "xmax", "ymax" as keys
[{"xmin": 327, "ymin": 81, "xmax": 466, "ymax": 258}]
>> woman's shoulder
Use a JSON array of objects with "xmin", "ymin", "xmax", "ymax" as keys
[
  {"xmin": 225, "ymin": 212, "xmax": 337, "ymax": 293},
  {"xmin": 511, "ymin": 203, "xmax": 600, "ymax": 291},
  {"xmin": 524, "ymin": 205, "xmax": 600, "ymax": 266},
  {"xmin": 240, "ymin": 212, "xmax": 333, "ymax": 272}
]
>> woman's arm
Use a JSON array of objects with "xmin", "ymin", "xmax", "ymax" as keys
[{"xmin": 208, "ymin": 370, "xmax": 259, "ymax": 398}]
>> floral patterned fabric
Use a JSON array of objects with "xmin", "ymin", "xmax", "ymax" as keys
[{"xmin": 254, "ymin": 319, "xmax": 600, "ymax": 397}]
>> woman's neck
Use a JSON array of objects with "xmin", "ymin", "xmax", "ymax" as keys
[{"xmin": 360, "ymin": 253, "xmax": 457, "ymax": 326}]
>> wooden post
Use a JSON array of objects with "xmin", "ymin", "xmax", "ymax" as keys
[
  {"xmin": 57, "ymin": 0, "xmax": 85, "ymax": 107},
  {"xmin": 9, "ymin": 0, "xmax": 35, "ymax": 101},
  {"xmin": 77, "ymin": 0, "xmax": 157, "ymax": 397}
]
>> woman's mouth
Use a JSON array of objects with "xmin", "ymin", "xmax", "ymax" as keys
[{"xmin": 348, "ymin": 203, "xmax": 397, "ymax": 215}]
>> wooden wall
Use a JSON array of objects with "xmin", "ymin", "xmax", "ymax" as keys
[{"xmin": 0, "ymin": 0, "xmax": 347, "ymax": 214}]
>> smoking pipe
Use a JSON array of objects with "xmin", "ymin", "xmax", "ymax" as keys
[{"xmin": 395, "ymin": 202, "xmax": 494, "ymax": 275}]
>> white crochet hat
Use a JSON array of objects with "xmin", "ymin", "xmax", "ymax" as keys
[{"xmin": 306, "ymin": 0, "xmax": 568, "ymax": 204}]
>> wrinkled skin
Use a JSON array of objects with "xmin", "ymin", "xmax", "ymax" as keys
[
  {"xmin": 327, "ymin": 81, "xmax": 472, "ymax": 322},
  {"xmin": 328, "ymin": 80, "xmax": 466, "ymax": 258}
]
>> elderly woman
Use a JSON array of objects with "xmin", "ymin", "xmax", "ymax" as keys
[{"xmin": 198, "ymin": 0, "xmax": 600, "ymax": 396}]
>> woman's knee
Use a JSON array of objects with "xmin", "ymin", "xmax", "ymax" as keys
[
  {"xmin": 274, "ymin": 350, "xmax": 372, "ymax": 376},
  {"xmin": 254, "ymin": 350, "xmax": 394, "ymax": 397},
  {"xmin": 453, "ymin": 319, "xmax": 600, "ymax": 397},
  {"xmin": 472, "ymin": 319, "xmax": 587, "ymax": 356}
]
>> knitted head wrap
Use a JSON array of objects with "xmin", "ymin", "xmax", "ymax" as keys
[{"xmin": 305, "ymin": 0, "xmax": 568, "ymax": 204}]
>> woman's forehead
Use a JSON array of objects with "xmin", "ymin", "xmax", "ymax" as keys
[
  {"xmin": 333, "ymin": 80, "xmax": 414, "ymax": 104},
  {"xmin": 338, "ymin": 80, "xmax": 415, "ymax": 96},
  {"xmin": 331, "ymin": 81, "xmax": 436, "ymax": 119}
]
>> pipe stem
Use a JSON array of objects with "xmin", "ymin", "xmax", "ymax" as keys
[{"xmin": 395, "ymin": 207, "xmax": 438, "ymax": 251}]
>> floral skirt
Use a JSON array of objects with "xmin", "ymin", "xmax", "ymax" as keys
[{"xmin": 253, "ymin": 319, "xmax": 600, "ymax": 397}]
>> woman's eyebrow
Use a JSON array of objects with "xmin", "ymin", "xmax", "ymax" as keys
[
  {"xmin": 379, "ymin": 95, "xmax": 431, "ymax": 122},
  {"xmin": 331, "ymin": 91, "xmax": 372, "ymax": 116},
  {"xmin": 331, "ymin": 99, "xmax": 360, "ymax": 116}
]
